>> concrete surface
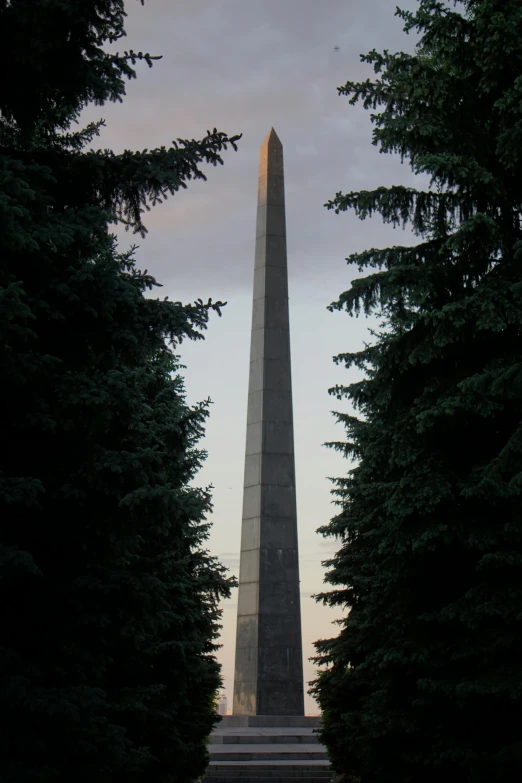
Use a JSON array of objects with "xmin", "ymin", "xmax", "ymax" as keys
[
  {"xmin": 233, "ymin": 127, "xmax": 304, "ymax": 718},
  {"xmin": 203, "ymin": 719, "xmax": 332, "ymax": 783}
]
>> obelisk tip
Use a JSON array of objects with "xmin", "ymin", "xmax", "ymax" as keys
[{"xmin": 262, "ymin": 127, "xmax": 282, "ymax": 148}]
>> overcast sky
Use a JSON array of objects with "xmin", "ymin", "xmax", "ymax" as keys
[{"xmin": 81, "ymin": 0, "xmax": 424, "ymax": 713}]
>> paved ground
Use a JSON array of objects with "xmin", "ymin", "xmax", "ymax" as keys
[
  {"xmin": 214, "ymin": 727, "xmax": 317, "ymax": 735},
  {"xmin": 204, "ymin": 719, "xmax": 332, "ymax": 783},
  {"xmin": 209, "ymin": 759, "xmax": 331, "ymax": 766}
]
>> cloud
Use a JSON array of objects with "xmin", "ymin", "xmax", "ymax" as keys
[{"xmin": 80, "ymin": 0, "xmax": 422, "ymax": 293}]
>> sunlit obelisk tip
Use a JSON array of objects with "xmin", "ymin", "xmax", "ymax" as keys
[
  {"xmin": 263, "ymin": 126, "xmax": 281, "ymax": 143},
  {"xmin": 232, "ymin": 131, "xmax": 304, "ymax": 716}
]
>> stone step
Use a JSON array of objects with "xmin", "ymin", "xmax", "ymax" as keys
[
  {"xmin": 204, "ymin": 760, "xmax": 332, "ymax": 781},
  {"xmin": 209, "ymin": 753, "xmax": 327, "ymax": 762},
  {"xmin": 211, "ymin": 732, "xmax": 321, "ymax": 744},
  {"xmin": 219, "ymin": 715, "xmax": 321, "ymax": 729},
  {"xmin": 209, "ymin": 743, "xmax": 327, "ymax": 762},
  {"xmin": 207, "ymin": 761, "xmax": 331, "ymax": 768},
  {"xmin": 210, "ymin": 726, "xmax": 321, "ymax": 745},
  {"xmin": 204, "ymin": 717, "xmax": 331, "ymax": 783},
  {"xmin": 206, "ymin": 769, "xmax": 331, "ymax": 777},
  {"xmin": 205, "ymin": 777, "xmax": 330, "ymax": 783}
]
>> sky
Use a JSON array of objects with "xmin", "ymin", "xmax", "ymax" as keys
[{"xmin": 81, "ymin": 0, "xmax": 424, "ymax": 714}]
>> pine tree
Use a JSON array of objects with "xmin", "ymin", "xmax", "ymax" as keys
[
  {"xmin": 312, "ymin": 2, "xmax": 522, "ymax": 781},
  {"xmin": 0, "ymin": 2, "xmax": 240, "ymax": 781}
]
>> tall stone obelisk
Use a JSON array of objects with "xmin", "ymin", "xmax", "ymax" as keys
[{"xmin": 232, "ymin": 129, "xmax": 304, "ymax": 716}]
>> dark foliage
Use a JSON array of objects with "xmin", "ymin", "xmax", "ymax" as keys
[
  {"xmin": 0, "ymin": 2, "xmax": 240, "ymax": 781},
  {"xmin": 312, "ymin": 2, "xmax": 522, "ymax": 781}
]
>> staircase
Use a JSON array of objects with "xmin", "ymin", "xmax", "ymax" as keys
[{"xmin": 204, "ymin": 716, "xmax": 332, "ymax": 783}]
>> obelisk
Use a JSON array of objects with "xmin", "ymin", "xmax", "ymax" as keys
[{"xmin": 232, "ymin": 129, "xmax": 304, "ymax": 716}]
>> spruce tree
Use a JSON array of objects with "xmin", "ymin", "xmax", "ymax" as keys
[
  {"xmin": 0, "ymin": 2, "xmax": 239, "ymax": 781},
  {"xmin": 313, "ymin": 2, "xmax": 522, "ymax": 781}
]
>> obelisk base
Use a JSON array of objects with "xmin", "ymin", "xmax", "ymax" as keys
[
  {"xmin": 203, "ymin": 714, "xmax": 331, "ymax": 783},
  {"xmin": 219, "ymin": 714, "xmax": 318, "ymax": 728}
]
